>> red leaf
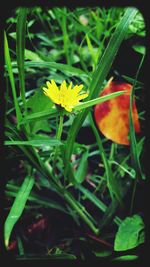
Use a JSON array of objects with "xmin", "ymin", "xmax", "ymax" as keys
[{"xmin": 94, "ymin": 78, "xmax": 140, "ymax": 145}]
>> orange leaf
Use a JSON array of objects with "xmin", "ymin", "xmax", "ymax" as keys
[{"xmin": 94, "ymin": 78, "xmax": 140, "ymax": 145}]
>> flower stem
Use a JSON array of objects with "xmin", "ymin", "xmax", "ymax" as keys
[
  {"xmin": 53, "ymin": 114, "xmax": 64, "ymax": 173},
  {"xmin": 56, "ymin": 114, "xmax": 64, "ymax": 140}
]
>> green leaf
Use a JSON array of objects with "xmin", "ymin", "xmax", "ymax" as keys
[
  {"xmin": 12, "ymin": 60, "xmax": 88, "ymax": 77},
  {"xmin": 114, "ymin": 214, "xmax": 145, "ymax": 251},
  {"xmin": 4, "ymin": 176, "xmax": 34, "ymax": 247},
  {"xmin": 6, "ymin": 183, "xmax": 68, "ymax": 214},
  {"xmin": 113, "ymin": 255, "xmax": 138, "ymax": 261},
  {"xmin": 26, "ymin": 89, "xmax": 53, "ymax": 133},
  {"xmin": 132, "ymin": 44, "xmax": 146, "ymax": 55},
  {"xmin": 74, "ymin": 90, "xmax": 125, "ymax": 111},
  {"xmin": 25, "ymin": 49, "xmax": 43, "ymax": 61},
  {"xmin": 16, "ymin": 7, "xmax": 28, "ymax": 113},
  {"xmin": 86, "ymin": 33, "xmax": 96, "ymax": 65},
  {"xmin": 122, "ymin": 75, "xmax": 143, "ymax": 86},
  {"xmin": 4, "ymin": 31, "xmax": 22, "ymax": 124},
  {"xmin": 76, "ymin": 184, "xmax": 121, "ymax": 226},
  {"xmin": 64, "ymin": 190, "xmax": 99, "ymax": 235},
  {"xmin": 94, "ymin": 250, "xmax": 112, "ymax": 257},
  {"xmin": 20, "ymin": 109, "xmax": 58, "ymax": 124},
  {"xmin": 4, "ymin": 139, "xmax": 62, "ymax": 147},
  {"xmin": 75, "ymin": 150, "xmax": 89, "ymax": 183}
]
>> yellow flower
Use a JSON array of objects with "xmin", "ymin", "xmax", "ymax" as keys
[{"xmin": 43, "ymin": 80, "xmax": 88, "ymax": 112}]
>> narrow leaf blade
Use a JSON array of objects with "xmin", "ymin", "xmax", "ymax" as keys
[{"xmin": 4, "ymin": 176, "xmax": 34, "ymax": 247}]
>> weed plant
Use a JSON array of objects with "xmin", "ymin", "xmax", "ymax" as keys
[{"xmin": 3, "ymin": 6, "xmax": 145, "ymax": 261}]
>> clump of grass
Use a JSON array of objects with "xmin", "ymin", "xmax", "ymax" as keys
[{"xmin": 4, "ymin": 6, "xmax": 145, "ymax": 261}]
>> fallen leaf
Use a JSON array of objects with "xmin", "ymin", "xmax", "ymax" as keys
[{"xmin": 94, "ymin": 78, "xmax": 140, "ymax": 145}]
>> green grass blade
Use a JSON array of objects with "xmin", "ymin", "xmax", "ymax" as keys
[
  {"xmin": 16, "ymin": 7, "xmax": 28, "ymax": 113},
  {"xmin": 12, "ymin": 61, "xmax": 88, "ymax": 77},
  {"xmin": 17, "ymin": 236, "xmax": 24, "ymax": 256},
  {"xmin": 89, "ymin": 113, "xmax": 123, "ymax": 205},
  {"xmin": 20, "ymin": 109, "xmax": 59, "ymax": 125},
  {"xmin": 77, "ymin": 184, "xmax": 106, "ymax": 212},
  {"xmin": 77, "ymin": 184, "xmax": 122, "ymax": 226},
  {"xmin": 75, "ymin": 90, "xmax": 125, "ymax": 111},
  {"xmin": 64, "ymin": 191, "xmax": 99, "ymax": 235},
  {"xmin": 86, "ymin": 33, "xmax": 96, "ymax": 67},
  {"xmin": 61, "ymin": 8, "xmax": 71, "ymax": 65},
  {"xmin": 4, "ymin": 176, "xmax": 34, "ymax": 247},
  {"xmin": 129, "ymin": 53, "xmax": 145, "ymax": 214},
  {"xmin": 4, "ymin": 139, "xmax": 62, "ymax": 147},
  {"xmin": 75, "ymin": 150, "xmax": 88, "ymax": 183},
  {"xmin": 129, "ymin": 53, "xmax": 145, "ymax": 180},
  {"xmin": 4, "ymin": 31, "xmax": 22, "ymax": 124},
  {"xmin": 16, "ymin": 253, "xmax": 76, "ymax": 260},
  {"xmin": 6, "ymin": 184, "xmax": 68, "ymax": 214},
  {"xmin": 64, "ymin": 8, "xmax": 138, "ymax": 174}
]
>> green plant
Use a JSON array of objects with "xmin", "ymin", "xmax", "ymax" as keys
[{"xmin": 4, "ymin": 6, "xmax": 145, "ymax": 261}]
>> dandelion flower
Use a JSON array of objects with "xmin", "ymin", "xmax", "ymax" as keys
[{"xmin": 43, "ymin": 80, "xmax": 88, "ymax": 112}]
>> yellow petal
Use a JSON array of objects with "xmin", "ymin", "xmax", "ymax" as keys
[
  {"xmin": 77, "ymin": 93, "xmax": 88, "ymax": 101},
  {"xmin": 60, "ymin": 80, "xmax": 68, "ymax": 96},
  {"xmin": 50, "ymin": 80, "xmax": 59, "ymax": 89},
  {"xmin": 43, "ymin": 81, "xmax": 60, "ymax": 104},
  {"xmin": 43, "ymin": 87, "xmax": 49, "ymax": 94},
  {"xmin": 64, "ymin": 105, "xmax": 73, "ymax": 112},
  {"xmin": 73, "ymin": 84, "xmax": 84, "ymax": 94},
  {"xmin": 46, "ymin": 81, "xmax": 52, "ymax": 88},
  {"xmin": 68, "ymin": 82, "xmax": 73, "ymax": 90}
]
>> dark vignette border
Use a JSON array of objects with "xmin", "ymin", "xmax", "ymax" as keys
[{"xmin": 0, "ymin": 1, "xmax": 149, "ymax": 267}]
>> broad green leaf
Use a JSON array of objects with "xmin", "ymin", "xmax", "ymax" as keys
[
  {"xmin": 26, "ymin": 88, "xmax": 53, "ymax": 133},
  {"xmin": 114, "ymin": 214, "xmax": 145, "ymax": 251},
  {"xmin": 25, "ymin": 49, "xmax": 43, "ymax": 61},
  {"xmin": 4, "ymin": 139, "xmax": 62, "ymax": 147},
  {"xmin": 4, "ymin": 176, "xmax": 34, "ymax": 247}
]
